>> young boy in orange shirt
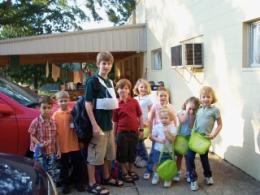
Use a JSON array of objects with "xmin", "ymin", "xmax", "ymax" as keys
[{"xmin": 53, "ymin": 91, "xmax": 84, "ymax": 194}]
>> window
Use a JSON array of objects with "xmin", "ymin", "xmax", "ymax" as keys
[
  {"xmin": 171, "ymin": 43, "xmax": 203, "ymax": 68},
  {"xmin": 184, "ymin": 43, "xmax": 203, "ymax": 68},
  {"xmin": 151, "ymin": 49, "xmax": 162, "ymax": 70},
  {"xmin": 171, "ymin": 45, "xmax": 182, "ymax": 66},
  {"xmin": 249, "ymin": 21, "xmax": 260, "ymax": 67}
]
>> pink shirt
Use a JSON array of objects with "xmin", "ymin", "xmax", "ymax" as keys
[{"xmin": 150, "ymin": 103, "xmax": 176, "ymax": 126}]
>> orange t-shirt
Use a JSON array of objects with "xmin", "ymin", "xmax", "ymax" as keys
[{"xmin": 52, "ymin": 109, "xmax": 80, "ymax": 153}]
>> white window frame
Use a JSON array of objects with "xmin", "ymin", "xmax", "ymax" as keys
[
  {"xmin": 183, "ymin": 43, "xmax": 203, "ymax": 68},
  {"xmin": 151, "ymin": 48, "xmax": 162, "ymax": 70},
  {"xmin": 249, "ymin": 20, "xmax": 260, "ymax": 67}
]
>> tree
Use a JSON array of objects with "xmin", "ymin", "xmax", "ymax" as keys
[
  {"xmin": 0, "ymin": 0, "xmax": 87, "ymax": 39},
  {"xmin": 0, "ymin": 0, "xmax": 87, "ymax": 89},
  {"xmin": 85, "ymin": 0, "xmax": 136, "ymax": 25}
]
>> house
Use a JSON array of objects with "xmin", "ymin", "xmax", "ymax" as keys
[
  {"xmin": 0, "ymin": 24, "xmax": 147, "ymax": 86},
  {"xmin": 0, "ymin": 0, "xmax": 259, "ymax": 181},
  {"xmin": 132, "ymin": 0, "xmax": 260, "ymax": 181}
]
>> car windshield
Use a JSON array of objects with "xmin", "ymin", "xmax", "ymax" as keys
[{"xmin": 0, "ymin": 77, "xmax": 39, "ymax": 107}]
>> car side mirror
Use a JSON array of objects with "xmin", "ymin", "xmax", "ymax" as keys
[{"xmin": 0, "ymin": 103, "xmax": 14, "ymax": 115}]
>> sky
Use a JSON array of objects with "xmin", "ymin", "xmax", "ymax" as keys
[{"xmin": 73, "ymin": 0, "xmax": 114, "ymax": 30}]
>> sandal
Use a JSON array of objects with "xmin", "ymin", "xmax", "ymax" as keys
[
  {"xmin": 128, "ymin": 171, "xmax": 139, "ymax": 181},
  {"xmin": 87, "ymin": 183, "xmax": 110, "ymax": 195},
  {"xmin": 102, "ymin": 177, "xmax": 124, "ymax": 187},
  {"xmin": 121, "ymin": 173, "xmax": 134, "ymax": 183}
]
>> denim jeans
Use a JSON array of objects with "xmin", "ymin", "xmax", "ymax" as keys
[
  {"xmin": 186, "ymin": 149, "xmax": 212, "ymax": 182},
  {"xmin": 152, "ymin": 149, "xmax": 171, "ymax": 166},
  {"xmin": 136, "ymin": 140, "xmax": 148, "ymax": 161},
  {"xmin": 33, "ymin": 144, "xmax": 60, "ymax": 182},
  {"xmin": 144, "ymin": 141, "xmax": 154, "ymax": 174}
]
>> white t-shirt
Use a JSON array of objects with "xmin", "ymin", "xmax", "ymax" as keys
[
  {"xmin": 134, "ymin": 95, "xmax": 153, "ymax": 123},
  {"xmin": 152, "ymin": 123, "xmax": 177, "ymax": 152}
]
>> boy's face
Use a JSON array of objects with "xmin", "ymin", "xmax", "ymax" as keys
[
  {"xmin": 97, "ymin": 60, "xmax": 113, "ymax": 77},
  {"xmin": 117, "ymin": 85, "xmax": 130, "ymax": 99},
  {"xmin": 40, "ymin": 103, "xmax": 52, "ymax": 118},
  {"xmin": 57, "ymin": 97, "xmax": 69, "ymax": 111}
]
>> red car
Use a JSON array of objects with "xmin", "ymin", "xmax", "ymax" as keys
[{"xmin": 0, "ymin": 76, "xmax": 74, "ymax": 156}]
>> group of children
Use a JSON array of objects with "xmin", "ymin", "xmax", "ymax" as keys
[{"xmin": 28, "ymin": 51, "xmax": 222, "ymax": 195}]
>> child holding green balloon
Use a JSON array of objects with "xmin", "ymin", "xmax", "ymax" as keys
[
  {"xmin": 174, "ymin": 97, "xmax": 200, "ymax": 182},
  {"xmin": 150, "ymin": 108, "xmax": 177, "ymax": 188},
  {"xmin": 187, "ymin": 86, "xmax": 223, "ymax": 191}
]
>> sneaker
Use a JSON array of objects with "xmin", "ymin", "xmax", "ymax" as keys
[
  {"xmin": 172, "ymin": 171, "xmax": 180, "ymax": 181},
  {"xmin": 190, "ymin": 181, "xmax": 198, "ymax": 191},
  {"xmin": 135, "ymin": 156, "xmax": 142, "ymax": 165},
  {"xmin": 135, "ymin": 159, "xmax": 147, "ymax": 168},
  {"xmin": 143, "ymin": 172, "xmax": 151, "ymax": 180},
  {"xmin": 151, "ymin": 172, "xmax": 159, "ymax": 185},
  {"xmin": 185, "ymin": 172, "xmax": 190, "ymax": 183},
  {"xmin": 163, "ymin": 180, "xmax": 172, "ymax": 188},
  {"xmin": 205, "ymin": 177, "xmax": 214, "ymax": 185}
]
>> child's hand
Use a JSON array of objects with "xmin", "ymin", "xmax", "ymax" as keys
[
  {"xmin": 93, "ymin": 124, "xmax": 103, "ymax": 136},
  {"xmin": 205, "ymin": 133, "xmax": 215, "ymax": 140},
  {"xmin": 160, "ymin": 138, "xmax": 166, "ymax": 144},
  {"xmin": 43, "ymin": 140, "xmax": 50, "ymax": 146},
  {"xmin": 139, "ymin": 131, "xmax": 144, "ymax": 139},
  {"xmin": 56, "ymin": 150, "xmax": 61, "ymax": 159}
]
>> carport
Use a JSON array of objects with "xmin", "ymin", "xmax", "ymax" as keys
[{"xmin": 0, "ymin": 24, "xmax": 146, "ymax": 85}]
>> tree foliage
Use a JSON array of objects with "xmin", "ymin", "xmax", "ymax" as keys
[
  {"xmin": 85, "ymin": 0, "xmax": 136, "ymax": 25},
  {"xmin": 0, "ymin": 0, "xmax": 87, "ymax": 39},
  {"xmin": 0, "ymin": 0, "xmax": 135, "ymax": 88},
  {"xmin": 0, "ymin": 0, "xmax": 87, "ymax": 89}
]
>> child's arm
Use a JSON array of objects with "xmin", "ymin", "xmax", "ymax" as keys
[
  {"xmin": 172, "ymin": 112, "xmax": 178, "ymax": 127},
  {"xmin": 30, "ymin": 135, "xmax": 49, "ymax": 147},
  {"xmin": 165, "ymin": 131, "xmax": 176, "ymax": 142},
  {"xmin": 31, "ymin": 135, "xmax": 40, "ymax": 145},
  {"xmin": 138, "ymin": 115, "xmax": 144, "ymax": 138},
  {"xmin": 56, "ymin": 138, "xmax": 61, "ymax": 159},
  {"xmin": 56, "ymin": 125, "xmax": 61, "ymax": 159},
  {"xmin": 113, "ymin": 121, "xmax": 118, "ymax": 136},
  {"xmin": 152, "ymin": 127, "xmax": 166, "ymax": 144},
  {"xmin": 148, "ymin": 106, "xmax": 155, "ymax": 140},
  {"xmin": 205, "ymin": 116, "xmax": 223, "ymax": 139},
  {"xmin": 152, "ymin": 135, "xmax": 166, "ymax": 144},
  {"xmin": 177, "ymin": 110, "xmax": 188, "ymax": 124},
  {"xmin": 85, "ymin": 101, "xmax": 102, "ymax": 136}
]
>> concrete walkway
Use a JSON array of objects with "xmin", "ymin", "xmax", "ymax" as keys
[{"xmin": 66, "ymin": 152, "xmax": 260, "ymax": 195}]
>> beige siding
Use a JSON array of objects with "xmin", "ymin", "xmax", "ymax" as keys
[
  {"xmin": 0, "ymin": 24, "xmax": 146, "ymax": 55},
  {"xmin": 136, "ymin": 0, "xmax": 260, "ymax": 181}
]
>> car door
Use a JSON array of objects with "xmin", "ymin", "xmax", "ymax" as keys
[{"xmin": 0, "ymin": 99, "xmax": 18, "ymax": 154}]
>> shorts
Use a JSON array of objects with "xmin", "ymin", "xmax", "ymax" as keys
[
  {"xmin": 116, "ymin": 131, "xmax": 138, "ymax": 163},
  {"xmin": 87, "ymin": 130, "xmax": 116, "ymax": 166}
]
